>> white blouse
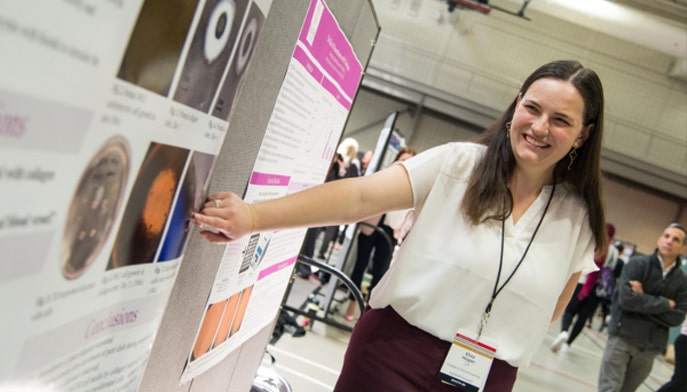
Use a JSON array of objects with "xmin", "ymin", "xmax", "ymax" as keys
[{"xmin": 369, "ymin": 142, "xmax": 597, "ymax": 367}]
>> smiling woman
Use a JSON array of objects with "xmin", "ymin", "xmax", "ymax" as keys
[
  {"xmin": 462, "ymin": 60, "xmax": 605, "ymax": 249},
  {"xmin": 192, "ymin": 60, "xmax": 608, "ymax": 392},
  {"xmin": 509, "ymin": 78, "xmax": 590, "ymax": 176}
]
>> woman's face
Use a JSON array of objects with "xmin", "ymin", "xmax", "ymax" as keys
[{"xmin": 509, "ymin": 78, "xmax": 590, "ymax": 175}]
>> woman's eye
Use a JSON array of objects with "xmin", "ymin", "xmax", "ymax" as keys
[{"xmin": 553, "ymin": 118, "xmax": 570, "ymax": 126}]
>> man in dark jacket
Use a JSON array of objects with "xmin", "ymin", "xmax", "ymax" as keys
[{"xmin": 598, "ymin": 223, "xmax": 687, "ymax": 392}]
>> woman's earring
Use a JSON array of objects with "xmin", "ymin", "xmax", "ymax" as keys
[
  {"xmin": 505, "ymin": 122, "xmax": 511, "ymax": 138},
  {"xmin": 567, "ymin": 148, "xmax": 577, "ymax": 171}
]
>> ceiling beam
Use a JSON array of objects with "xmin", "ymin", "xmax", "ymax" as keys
[{"xmin": 361, "ymin": 67, "xmax": 687, "ymax": 200}]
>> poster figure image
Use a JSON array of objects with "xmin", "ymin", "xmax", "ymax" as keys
[
  {"xmin": 222, "ymin": 291, "xmax": 241, "ymax": 340},
  {"xmin": 252, "ymin": 233, "xmax": 271, "ymax": 270},
  {"xmin": 230, "ymin": 285, "xmax": 253, "ymax": 336},
  {"xmin": 108, "ymin": 142, "xmax": 190, "ymax": 269},
  {"xmin": 215, "ymin": 292, "xmax": 241, "ymax": 345},
  {"xmin": 191, "ymin": 299, "xmax": 228, "ymax": 361},
  {"xmin": 188, "ymin": 284, "xmax": 253, "ymax": 363},
  {"xmin": 174, "ymin": 0, "xmax": 250, "ymax": 112},
  {"xmin": 117, "ymin": 0, "xmax": 200, "ymax": 96},
  {"xmin": 213, "ymin": 311, "xmax": 235, "ymax": 350},
  {"xmin": 212, "ymin": 1, "xmax": 265, "ymax": 120},
  {"xmin": 158, "ymin": 151, "xmax": 215, "ymax": 261},
  {"xmin": 238, "ymin": 232, "xmax": 271, "ymax": 273},
  {"xmin": 61, "ymin": 136, "xmax": 130, "ymax": 279}
]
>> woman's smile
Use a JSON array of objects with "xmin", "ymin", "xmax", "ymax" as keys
[
  {"xmin": 509, "ymin": 77, "xmax": 590, "ymax": 174},
  {"xmin": 523, "ymin": 134, "xmax": 549, "ymax": 148}
]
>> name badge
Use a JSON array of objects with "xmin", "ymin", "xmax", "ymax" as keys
[{"xmin": 439, "ymin": 330, "xmax": 497, "ymax": 391}]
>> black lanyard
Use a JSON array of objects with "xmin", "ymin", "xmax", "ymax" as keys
[{"xmin": 477, "ymin": 183, "xmax": 556, "ymax": 339}]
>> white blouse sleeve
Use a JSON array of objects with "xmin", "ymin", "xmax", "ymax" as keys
[
  {"xmin": 400, "ymin": 143, "xmax": 453, "ymax": 210},
  {"xmin": 401, "ymin": 142, "xmax": 476, "ymax": 210},
  {"xmin": 571, "ymin": 217, "xmax": 598, "ymax": 276}
]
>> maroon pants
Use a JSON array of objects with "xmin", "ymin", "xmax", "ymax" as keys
[{"xmin": 334, "ymin": 306, "xmax": 518, "ymax": 392}]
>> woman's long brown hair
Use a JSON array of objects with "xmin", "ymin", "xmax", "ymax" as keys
[{"xmin": 461, "ymin": 60, "xmax": 607, "ymax": 255}]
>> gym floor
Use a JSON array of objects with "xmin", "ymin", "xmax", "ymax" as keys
[{"xmin": 267, "ymin": 270, "xmax": 675, "ymax": 392}]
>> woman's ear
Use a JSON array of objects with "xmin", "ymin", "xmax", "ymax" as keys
[{"xmin": 573, "ymin": 124, "xmax": 593, "ymax": 148}]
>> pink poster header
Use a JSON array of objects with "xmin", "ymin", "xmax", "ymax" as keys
[
  {"xmin": 258, "ymin": 256, "xmax": 298, "ymax": 280},
  {"xmin": 250, "ymin": 172, "xmax": 291, "ymax": 186},
  {"xmin": 297, "ymin": 0, "xmax": 363, "ymax": 101}
]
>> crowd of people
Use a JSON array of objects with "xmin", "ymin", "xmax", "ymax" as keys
[
  {"xmin": 343, "ymin": 146, "xmax": 416, "ymax": 321},
  {"xmin": 546, "ymin": 222, "xmax": 687, "ymax": 392},
  {"xmin": 599, "ymin": 223, "xmax": 687, "ymax": 391},
  {"xmin": 192, "ymin": 60, "xmax": 687, "ymax": 392},
  {"xmin": 551, "ymin": 223, "xmax": 622, "ymax": 353}
]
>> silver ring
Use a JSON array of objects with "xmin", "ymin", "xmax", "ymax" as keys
[{"xmin": 213, "ymin": 199, "xmax": 221, "ymax": 208}]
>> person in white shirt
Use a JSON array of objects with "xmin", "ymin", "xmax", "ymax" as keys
[
  {"xmin": 192, "ymin": 60, "xmax": 608, "ymax": 392},
  {"xmin": 343, "ymin": 146, "xmax": 417, "ymax": 321}
]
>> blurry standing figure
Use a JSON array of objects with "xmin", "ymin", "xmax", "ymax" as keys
[
  {"xmin": 296, "ymin": 152, "xmax": 347, "ymax": 278},
  {"xmin": 358, "ymin": 150, "xmax": 373, "ymax": 175},
  {"xmin": 317, "ymin": 138, "xmax": 361, "ymax": 259},
  {"xmin": 338, "ymin": 137, "xmax": 361, "ymax": 178},
  {"xmin": 597, "ymin": 241, "xmax": 625, "ymax": 331},
  {"xmin": 657, "ymin": 318, "xmax": 687, "ymax": 392},
  {"xmin": 192, "ymin": 60, "xmax": 608, "ymax": 392},
  {"xmin": 598, "ymin": 223, "xmax": 687, "ymax": 392},
  {"xmin": 551, "ymin": 223, "xmax": 617, "ymax": 353},
  {"xmin": 343, "ymin": 147, "xmax": 417, "ymax": 321}
]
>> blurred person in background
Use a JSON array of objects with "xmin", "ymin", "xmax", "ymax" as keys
[
  {"xmin": 598, "ymin": 223, "xmax": 687, "ymax": 392},
  {"xmin": 343, "ymin": 146, "xmax": 417, "ymax": 321}
]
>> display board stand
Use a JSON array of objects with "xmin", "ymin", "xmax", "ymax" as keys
[{"xmin": 138, "ymin": 1, "xmax": 379, "ymax": 391}]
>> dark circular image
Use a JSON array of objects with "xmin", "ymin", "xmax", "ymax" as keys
[
  {"xmin": 216, "ymin": 12, "xmax": 227, "ymax": 39},
  {"xmin": 204, "ymin": 0, "xmax": 235, "ymax": 63},
  {"xmin": 108, "ymin": 143, "xmax": 189, "ymax": 269},
  {"xmin": 61, "ymin": 136, "xmax": 130, "ymax": 279}
]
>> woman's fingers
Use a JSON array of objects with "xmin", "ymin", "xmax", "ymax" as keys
[
  {"xmin": 200, "ymin": 192, "xmax": 234, "ymax": 211},
  {"xmin": 193, "ymin": 212, "xmax": 232, "ymax": 233},
  {"xmin": 207, "ymin": 191, "xmax": 232, "ymax": 202},
  {"xmin": 190, "ymin": 212, "xmax": 212, "ymax": 229},
  {"xmin": 198, "ymin": 230, "xmax": 230, "ymax": 243},
  {"xmin": 192, "ymin": 192, "xmax": 252, "ymax": 241},
  {"xmin": 193, "ymin": 215, "xmax": 234, "ymax": 241},
  {"xmin": 203, "ymin": 199, "xmax": 218, "ymax": 210}
]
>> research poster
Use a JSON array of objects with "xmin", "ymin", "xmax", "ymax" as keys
[
  {"xmin": 0, "ymin": 0, "xmax": 271, "ymax": 390},
  {"xmin": 180, "ymin": 0, "xmax": 363, "ymax": 381}
]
